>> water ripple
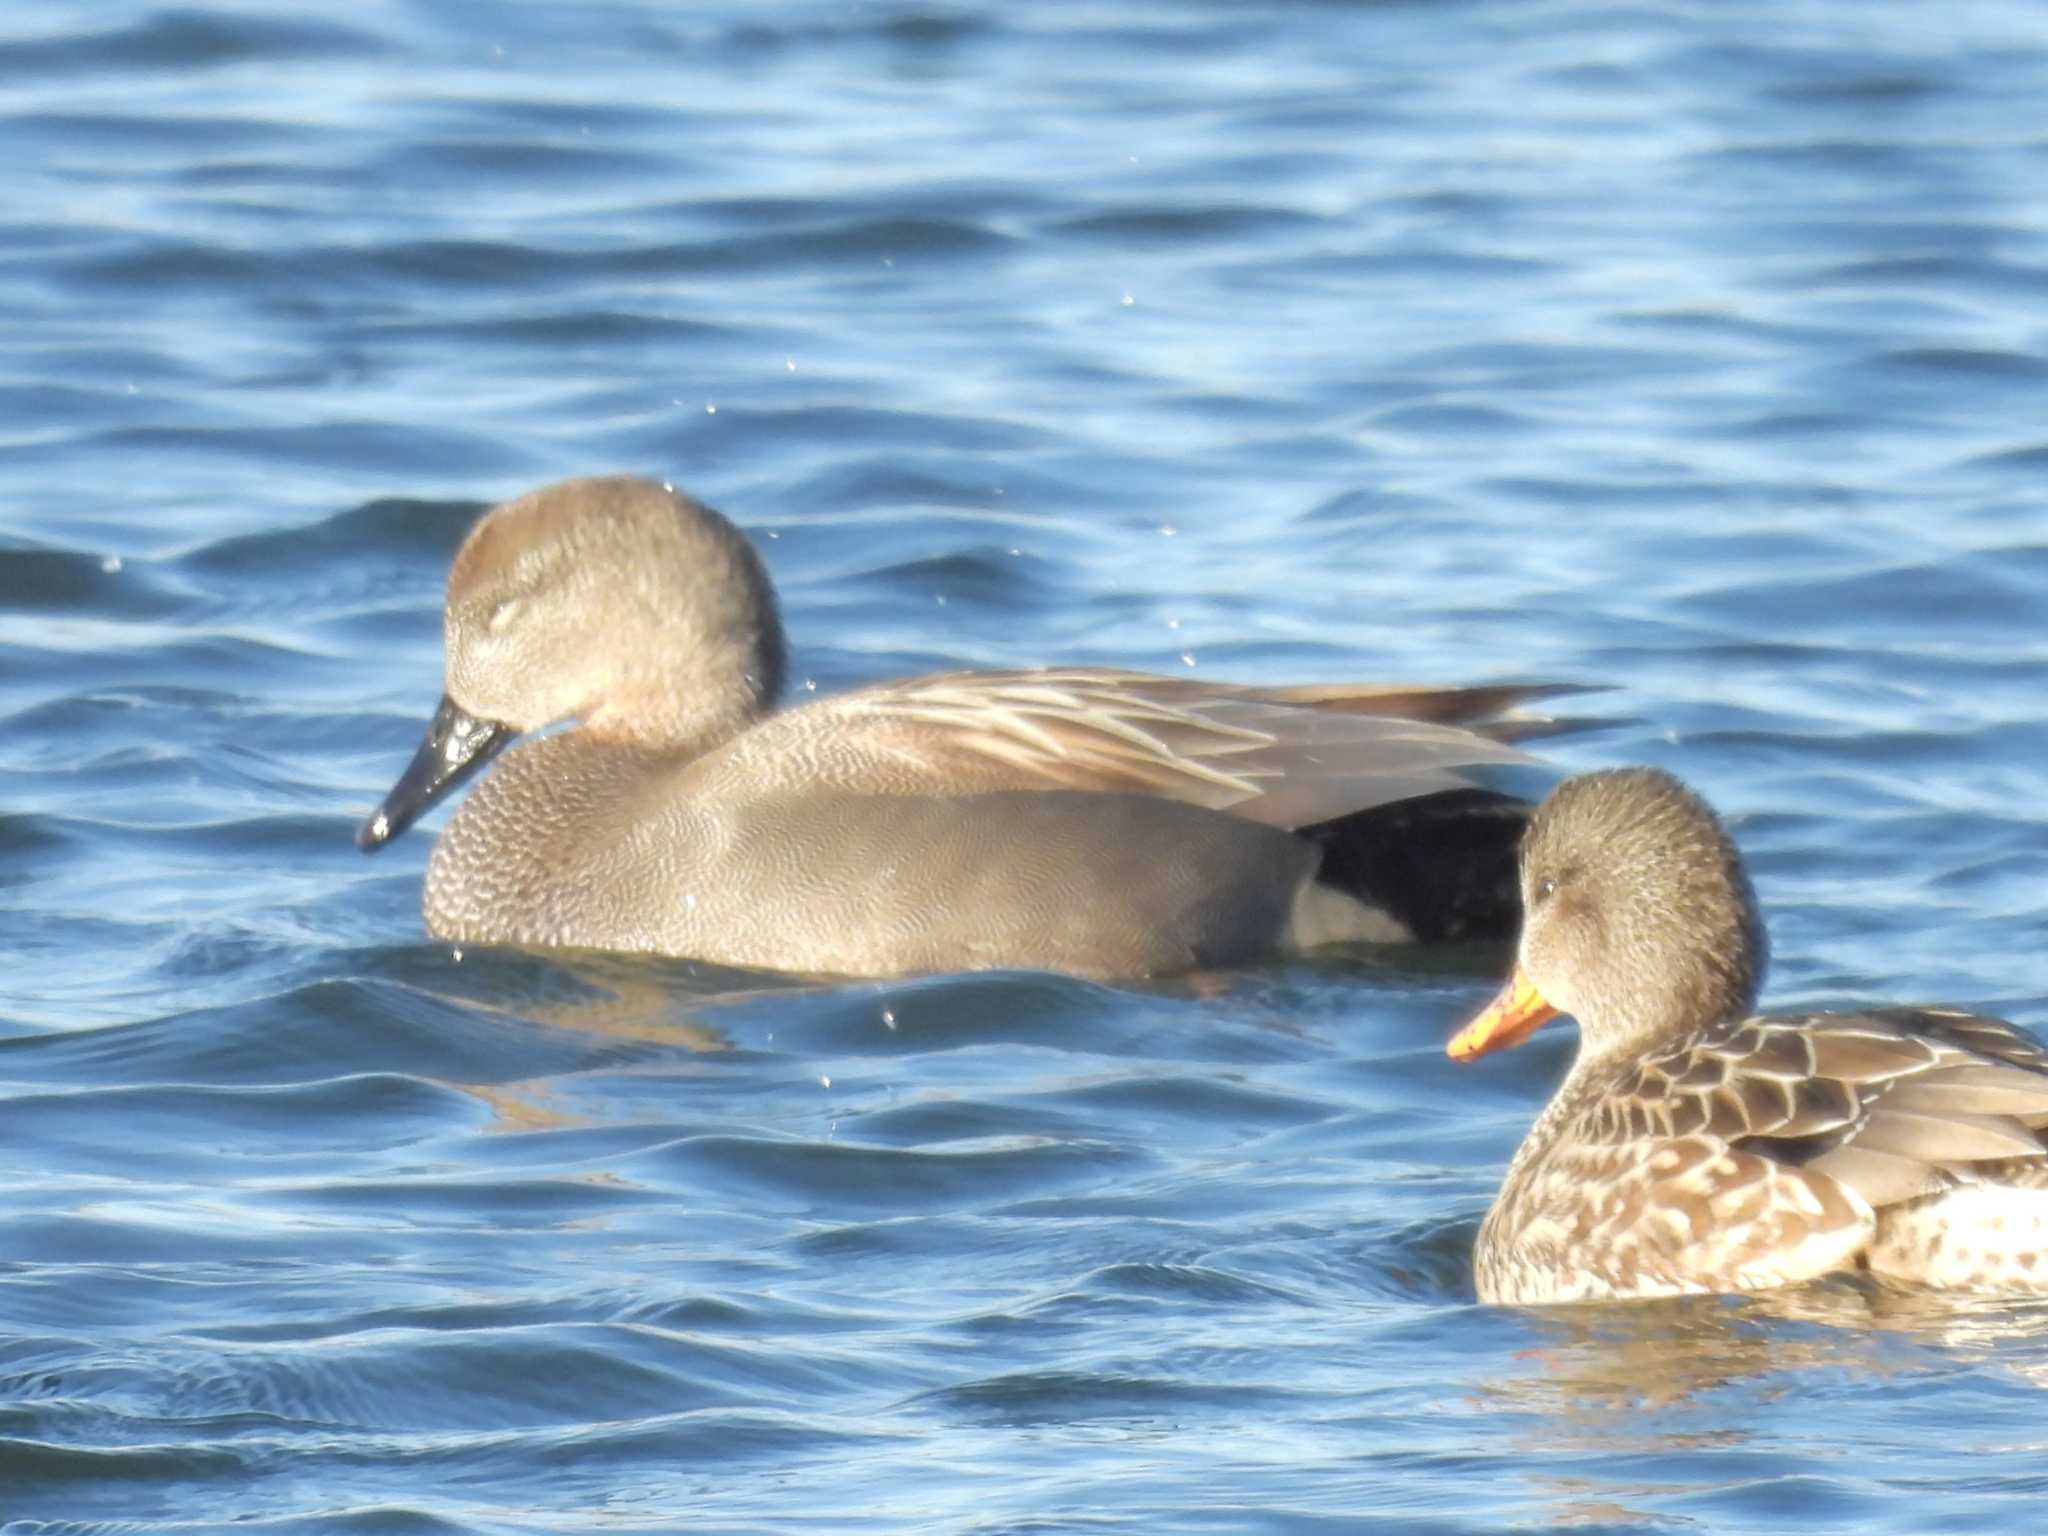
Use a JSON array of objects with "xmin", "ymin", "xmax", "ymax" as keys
[{"xmin": 7, "ymin": 0, "xmax": 2048, "ymax": 1531}]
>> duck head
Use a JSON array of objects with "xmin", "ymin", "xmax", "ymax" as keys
[{"xmin": 1448, "ymin": 767, "xmax": 1768, "ymax": 1064}]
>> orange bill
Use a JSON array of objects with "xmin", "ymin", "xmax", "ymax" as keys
[{"xmin": 1447, "ymin": 965, "xmax": 1560, "ymax": 1061}]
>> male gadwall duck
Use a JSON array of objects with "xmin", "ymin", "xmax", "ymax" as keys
[
  {"xmin": 358, "ymin": 473, "xmax": 1569, "ymax": 979},
  {"xmin": 1450, "ymin": 767, "xmax": 2048, "ymax": 1304}
]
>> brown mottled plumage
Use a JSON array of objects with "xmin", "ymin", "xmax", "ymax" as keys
[
  {"xmin": 358, "ymin": 474, "xmax": 1571, "ymax": 978},
  {"xmin": 1451, "ymin": 768, "xmax": 2048, "ymax": 1304}
]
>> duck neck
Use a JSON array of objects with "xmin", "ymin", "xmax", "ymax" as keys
[
  {"xmin": 1571, "ymin": 951, "xmax": 1760, "ymax": 1064},
  {"xmin": 1524, "ymin": 1036, "xmax": 1611, "ymax": 1140},
  {"xmin": 582, "ymin": 638, "xmax": 784, "ymax": 759}
]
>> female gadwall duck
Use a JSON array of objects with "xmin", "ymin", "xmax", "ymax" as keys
[
  {"xmin": 358, "ymin": 473, "xmax": 1567, "ymax": 978},
  {"xmin": 1450, "ymin": 767, "xmax": 2048, "ymax": 1304}
]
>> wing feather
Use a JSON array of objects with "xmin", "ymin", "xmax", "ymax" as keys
[
  {"xmin": 821, "ymin": 668, "xmax": 1559, "ymax": 828},
  {"xmin": 1478, "ymin": 1007, "xmax": 2048, "ymax": 1303}
]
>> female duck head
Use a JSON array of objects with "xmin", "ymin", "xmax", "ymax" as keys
[{"xmin": 1450, "ymin": 767, "xmax": 1768, "ymax": 1062}]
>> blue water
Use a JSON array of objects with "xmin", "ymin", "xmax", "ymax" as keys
[{"xmin": 7, "ymin": 1, "xmax": 2048, "ymax": 1529}]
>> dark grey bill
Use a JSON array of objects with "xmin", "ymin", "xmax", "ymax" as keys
[{"xmin": 356, "ymin": 694, "xmax": 515, "ymax": 851}]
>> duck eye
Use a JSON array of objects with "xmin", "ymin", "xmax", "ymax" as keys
[{"xmin": 1532, "ymin": 876, "xmax": 1557, "ymax": 905}]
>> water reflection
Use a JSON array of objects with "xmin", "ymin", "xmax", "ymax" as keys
[
  {"xmin": 376, "ymin": 945, "xmax": 762, "ymax": 1129},
  {"xmin": 1475, "ymin": 1282, "xmax": 2048, "ymax": 1524},
  {"xmin": 1500, "ymin": 1282, "xmax": 2048, "ymax": 1416}
]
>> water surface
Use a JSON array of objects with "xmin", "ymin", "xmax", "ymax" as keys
[{"xmin": 6, "ymin": 1, "xmax": 2048, "ymax": 1530}]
